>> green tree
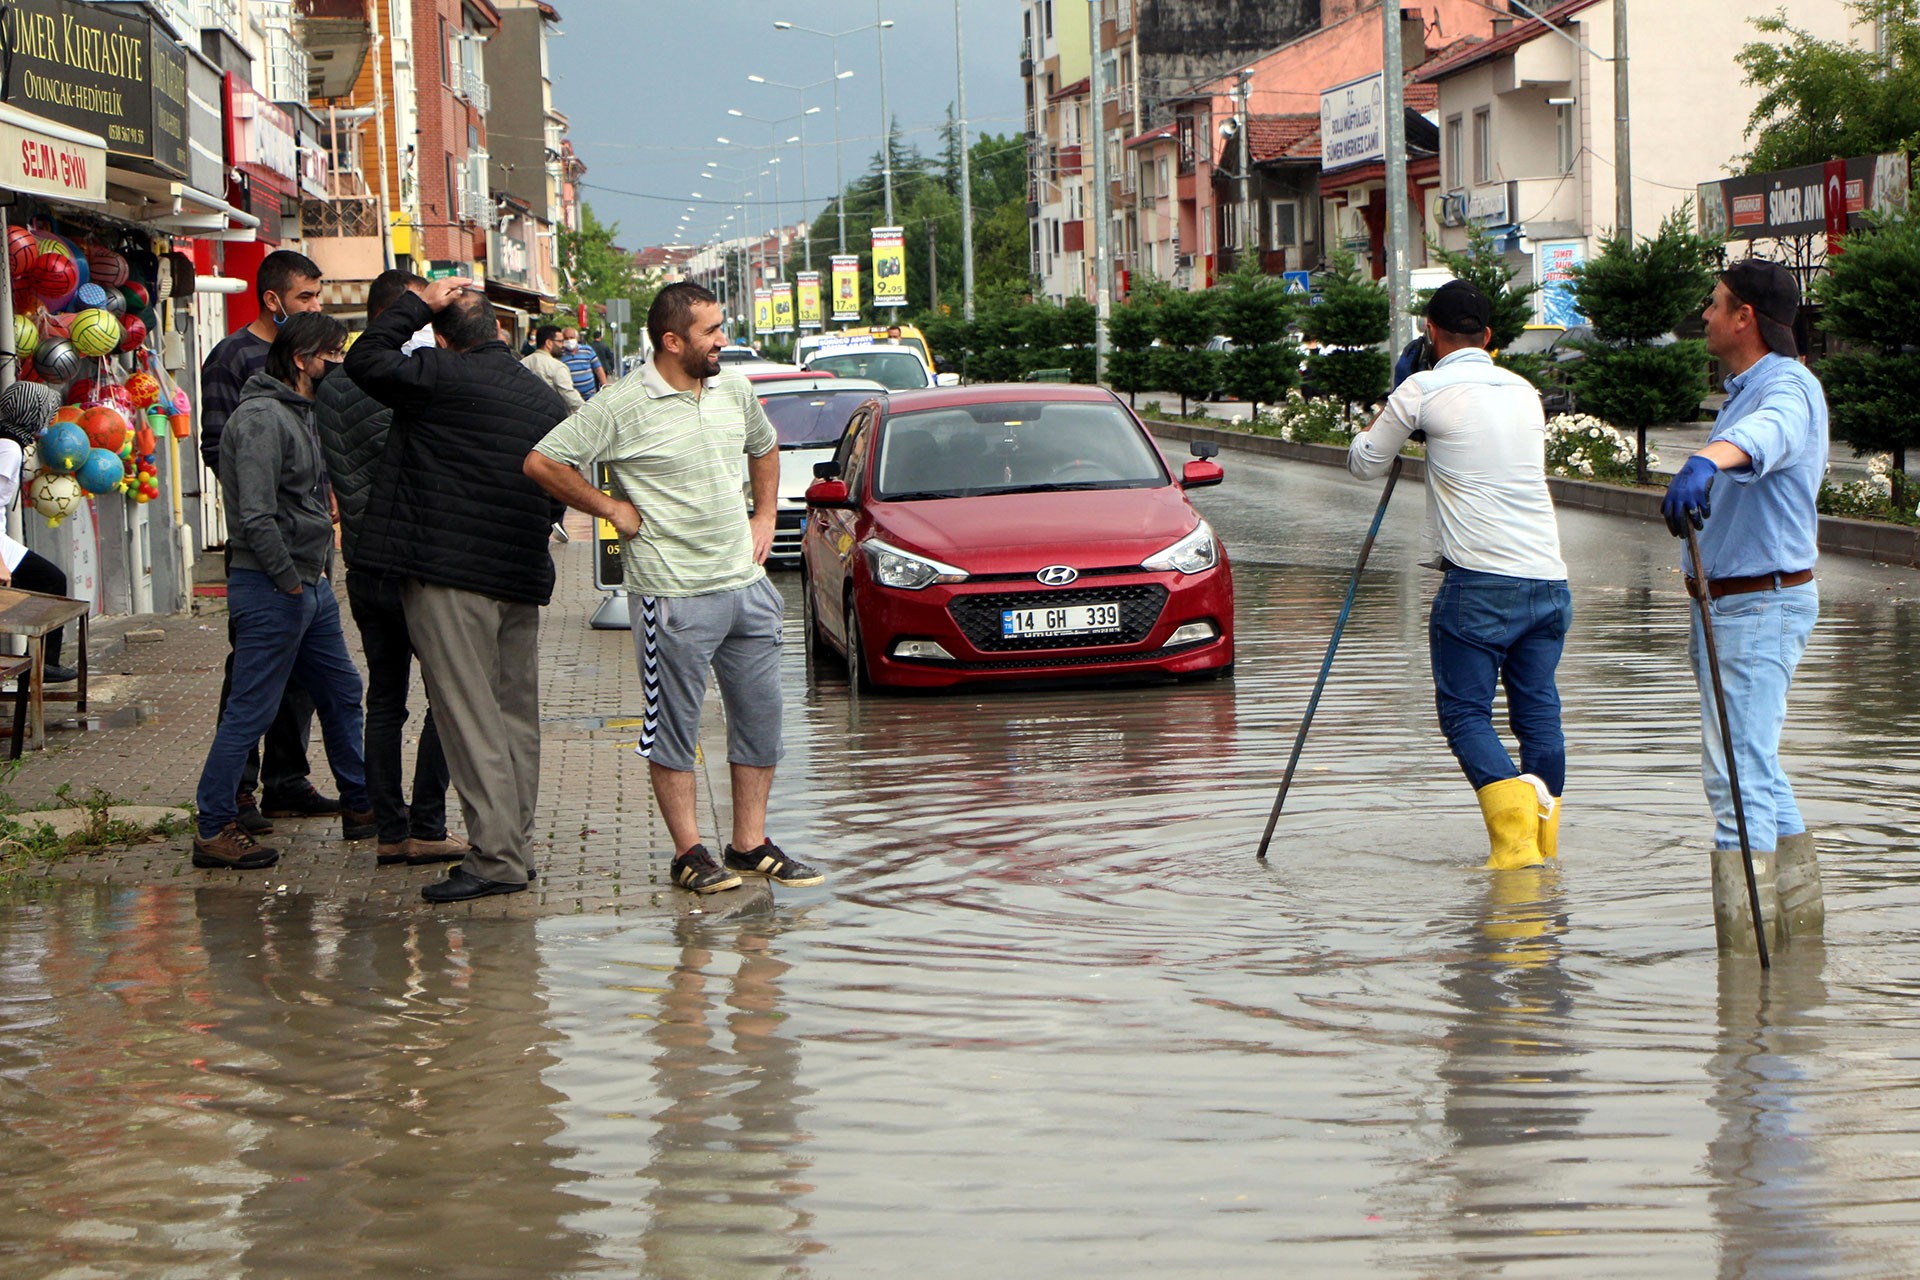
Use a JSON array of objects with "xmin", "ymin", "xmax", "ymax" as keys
[
  {"xmin": 1214, "ymin": 254, "xmax": 1299, "ymax": 416},
  {"xmin": 558, "ymin": 204, "xmax": 660, "ymax": 336},
  {"xmin": 1106, "ymin": 281, "xmax": 1162, "ymax": 405},
  {"xmin": 1568, "ymin": 207, "xmax": 1719, "ymax": 482},
  {"xmin": 1816, "ymin": 193, "xmax": 1920, "ymax": 476},
  {"xmin": 1152, "ymin": 286, "xmax": 1220, "ymax": 415},
  {"xmin": 1424, "ymin": 221, "xmax": 1539, "ymax": 351},
  {"xmin": 1737, "ymin": 0, "xmax": 1920, "ymax": 173},
  {"xmin": 1302, "ymin": 250, "xmax": 1390, "ymax": 417}
]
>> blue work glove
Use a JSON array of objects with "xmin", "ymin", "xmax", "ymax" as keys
[{"xmin": 1662, "ymin": 455, "xmax": 1718, "ymax": 537}]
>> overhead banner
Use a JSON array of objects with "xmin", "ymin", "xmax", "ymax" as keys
[
  {"xmin": 753, "ymin": 287, "xmax": 773, "ymax": 335},
  {"xmin": 771, "ymin": 281, "xmax": 795, "ymax": 333},
  {"xmin": 796, "ymin": 271, "xmax": 822, "ymax": 329},
  {"xmin": 871, "ymin": 226, "xmax": 907, "ymax": 308},
  {"xmin": 830, "ymin": 254, "xmax": 861, "ymax": 321},
  {"xmin": 1697, "ymin": 152, "xmax": 1910, "ymax": 242},
  {"xmin": 0, "ymin": 102, "xmax": 105, "ymax": 202}
]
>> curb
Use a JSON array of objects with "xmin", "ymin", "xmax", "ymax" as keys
[{"xmin": 1145, "ymin": 419, "xmax": 1920, "ymax": 570}]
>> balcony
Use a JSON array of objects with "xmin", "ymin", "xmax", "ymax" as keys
[
  {"xmin": 1020, "ymin": 38, "xmax": 1034, "ymax": 79},
  {"xmin": 457, "ymin": 66, "xmax": 491, "ymax": 114},
  {"xmin": 302, "ymin": 195, "xmax": 380, "ymax": 237}
]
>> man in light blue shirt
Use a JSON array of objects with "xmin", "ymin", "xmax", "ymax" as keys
[{"xmin": 1661, "ymin": 259, "xmax": 1826, "ymax": 952}]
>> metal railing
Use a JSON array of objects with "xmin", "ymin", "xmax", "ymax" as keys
[
  {"xmin": 302, "ymin": 196, "xmax": 381, "ymax": 238},
  {"xmin": 458, "ymin": 66, "xmax": 491, "ymax": 114}
]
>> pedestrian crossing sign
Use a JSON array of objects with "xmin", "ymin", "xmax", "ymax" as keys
[{"xmin": 1284, "ymin": 270, "xmax": 1311, "ymax": 295}]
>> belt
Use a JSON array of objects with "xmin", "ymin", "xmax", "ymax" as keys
[{"xmin": 1684, "ymin": 568, "xmax": 1813, "ymax": 600}]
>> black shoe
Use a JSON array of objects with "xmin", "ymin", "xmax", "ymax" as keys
[
  {"xmin": 341, "ymin": 808, "xmax": 377, "ymax": 841},
  {"xmin": 723, "ymin": 840, "xmax": 825, "ymax": 887},
  {"xmin": 42, "ymin": 664, "xmax": 77, "ymax": 684},
  {"xmin": 235, "ymin": 789, "xmax": 274, "ymax": 836},
  {"xmin": 672, "ymin": 843, "xmax": 742, "ymax": 894},
  {"xmin": 192, "ymin": 822, "xmax": 281, "ymax": 870},
  {"xmin": 421, "ymin": 868, "xmax": 527, "ymax": 903},
  {"xmin": 262, "ymin": 783, "xmax": 341, "ymax": 819}
]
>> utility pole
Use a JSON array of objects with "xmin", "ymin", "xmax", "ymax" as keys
[
  {"xmin": 955, "ymin": 0, "xmax": 975, "ymax": 321},
  {"xmin": 1236, "ymin": 70, "xmax": 1253, "ymax": 275},
  {"xmin": 927, "ymin": 218, "xmax": 939, "ymax": 305},
  {"xmin": 1088, "ymin": 0, "xmax": 1111, "ymax": 382},
  {"xmin": 878, "ymin": 0, "xmax": 894, "ymax": 224},
  {"xmin": 1383, "ymin": 1, "xmax": 1414, "ymax": 353},
  {"xmin": 1613, "ymin": 0, "xmax": 1632, "ymax": 238}
]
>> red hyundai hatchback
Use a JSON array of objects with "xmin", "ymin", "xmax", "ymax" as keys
[{"xmin": 799, "ymin": 384, "xmax": 1233, "ymax": 690}]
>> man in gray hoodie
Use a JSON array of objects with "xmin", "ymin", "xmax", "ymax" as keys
[{"xmin": 192, "ymin": 312, "xmax": 373, "ymax": 870}]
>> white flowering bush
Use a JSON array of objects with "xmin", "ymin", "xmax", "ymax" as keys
[
  {"xmin": 1818, "ymin": 454, "xmax": 1919, "ymax": 524},
  {"xmin": 1249, "ymin": 388, "xmax": 1363, "ymax": 445},
  {"xmin": 1543, "ymin": 412, "xmax": 1649, "ymax": 484}
]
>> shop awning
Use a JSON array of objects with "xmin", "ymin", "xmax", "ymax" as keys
[
  {"xmin": 102, "ymin": 170, "xmax": 262, "ymax": 240},
  {"xmin": 0, "ymin": 104, "xmax": 107, "ymax": 205}
]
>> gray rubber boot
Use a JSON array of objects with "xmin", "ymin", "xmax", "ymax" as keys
[
  {"xmin": 1711, "ymin": 847, "xmax": 1783, "ymax": 955},
  {"xmin": 1774, "ymin": 831, "xmax": 1825, "ymax": 938}
]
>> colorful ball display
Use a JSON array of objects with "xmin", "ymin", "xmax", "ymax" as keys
[
  {"xmin": 74, "ymin": 447, "xmax": 123, "ymax": 494},
  {"xmin": 69, "ymin": 308, "xmax": 121, "ymax": 357},
  {"xmin": 7, "ymin": 226, "xmax": 36, "ymax": 280},
  {"xmin": 29, "ymin": 470, "xmax": 83, "ymax": 526},
  {"xmin": 121, "ymin": 283, "xmax": 150, "ymax": 311},
  {"xmin": 125, "ymin": 371, "xmax": 162, "ymax": 409},
  {"xmin": 86, "ymin": 247, "xmax": 129, "ymax": 286},
  {"xmin": 30, "ymin": 252, "xmax": 78, "ymax": 308},
  {"xmin": 117, "ymin": 312, "xmax": 147, "ymax": 352},
  {"xmin": 39, "ymin": 421, "xmax": 89, "ymax": 472},
  {"xmin": 42, "ymin": 312, "xmax": 71, "ymax": 339},
  {"xmin": 13, "ymin": 314, "xmax": 38, "ymax": 359},
  {"xmin": 79, "ymin": 405, "xmax": 128, "ymax": 453},
  {"xmin": 32, "ymin": 337, "xmax": 82, "ymax": 384},
  {"xmin": 74, "ymin": 282, "xmax": 124, "ymax": 316}
]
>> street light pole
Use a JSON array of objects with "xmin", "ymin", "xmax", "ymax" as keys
[
  {"xmin": 1614, "ymin": 0, "xmax": 1632, "ymax": 238},
  {"xmin": 776, "ymin": 17, "xmax": 895, "ymax": 247},
  {"xmin": 1383, "ymin": 0, "xmax": 1414, "ymax": 352},
  {"xmin": 877, "ymin": 0, "xmax": 893, "ymax": 225},
  {"xmin": 1087, "ymin": 0, "xmax": 1110, "ymax": 382},
  {"xmin": 955, "ymin": 0, "xmax": 974, "ymax": 320}
]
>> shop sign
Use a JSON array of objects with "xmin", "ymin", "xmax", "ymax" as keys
[
  {"xmin": 0, "ymin": 103, "xmax": 104, "ymax": 201},
  {"xmin": 1698, "ymin": 152, "xmax": 1910, "ymax": 242},
  {"xmin": 1321, "ymin": 72, "xmax": 1385, "ymax": 171},
  {"xmin": 224, "ymin": 74, "xmax": 297, "ymax": 194},
  {"xmin": 489, "ymin": 221, "xmax": 532, "ymax": 287},
  {"xmin": 296, "ymin": 132, "xmax": 331, "ymax": 199},
  {"xmin": 0, "ymin": 0, "xmax": 186, "ymax": 177}
]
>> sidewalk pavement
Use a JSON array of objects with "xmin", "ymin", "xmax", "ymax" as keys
[{"xmin": 4, "ymin": 510, "xmax": 771, "ymax": 921}]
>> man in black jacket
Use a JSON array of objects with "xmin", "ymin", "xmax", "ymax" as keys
[
  {"xmin": 345, "ymin": 276, "xmax": 570, "ymax": 903},
  {"xmin": 316, "ymin": 269, "xmax": 465, "ymax": 870}
]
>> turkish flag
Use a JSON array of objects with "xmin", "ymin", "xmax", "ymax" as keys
[{"xmin": 1826, "ymin": 159, "xmax": 1848, "ymax": 257}]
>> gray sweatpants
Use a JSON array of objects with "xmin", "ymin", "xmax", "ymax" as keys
[
  {"xmin": 403, "ymin": 582, "xmax": 541, "ymax": 884},
  {"xmin": 635, "ymin": 576, "xmax": 785, "ymax": 773}
]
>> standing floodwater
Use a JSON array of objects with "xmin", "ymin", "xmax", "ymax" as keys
[{"xmin": 4, "ymin": 453, "xmax": 1920, "ymax": 1277}]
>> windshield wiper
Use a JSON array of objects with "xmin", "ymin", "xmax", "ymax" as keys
[
  {"xmin": 985, "ymin": 481, "xmax": 1119, "ymax": 495},
  {"xmin": 881, "ymin": 488, "xmax": 969, "ymax": 501}
]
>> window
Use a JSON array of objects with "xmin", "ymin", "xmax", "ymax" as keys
[
  {"xmin": 1269, "ymin": 199, "xmax": 1300, "ymax": 247},
  {"xmin": 1556, "ymin": 104, "xmax": 1576, "ymax": 174},
  {"xmin": 1044, "ymin": 0, "xmax": 1053, "ymax": 40},
  {"xmin": 1051, "ymin": 219, "xmax": 1061, "ymax": 255},
  {"xmin": 1220, "ymin": 202, "xmax": 1239, "ymax": 250},
  {"xmin": 440, "ymin": 17, "xmax": 450, "ymax": 83},
  {"xmin": 1445, "ymin": 115, "xmax": 1462, "ymax": 188},
  {"xmin": 1472, "ymin": 108, "xmax": 1492, "ymax": 184}
]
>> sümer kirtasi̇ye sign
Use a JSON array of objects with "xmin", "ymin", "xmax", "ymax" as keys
[{"xmin": 0, "ymin": 0, "xmax": 184, "ymax": 177}]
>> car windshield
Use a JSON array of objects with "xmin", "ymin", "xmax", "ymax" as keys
[
  {"xmin": 873, "ymin": 401, "xmax": 1169, "ymax": 500},
  {"xmin": 759, "ymin": 390, "xmax": 872, "ymax": 449},
  {"xmin": 807, "ymin": 351, "xmax": 929, "ymax": 390},
  {"xmin": 1502, "ymin": 327, "xmax": 1564, "ymax": 356},
  {"xmin": 719, "ymin": 347, "xmax": 761, "ymax": 364}
]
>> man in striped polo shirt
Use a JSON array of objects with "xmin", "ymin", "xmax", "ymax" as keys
[{"xmin": 526, "ymin": 282, "xmax": 824, "ymax": 894}]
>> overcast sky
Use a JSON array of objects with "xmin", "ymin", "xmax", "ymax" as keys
[{"xmin": 546, "ymin": 0, "xmax": 1027, "ymax": 251}]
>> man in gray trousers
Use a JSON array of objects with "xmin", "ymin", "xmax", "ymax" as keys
[{"xmin": 345, "ymin": 276, "xmax": 571, "ymax": 902}]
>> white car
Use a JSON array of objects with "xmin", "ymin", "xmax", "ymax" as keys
[
  {"xmin": 750, "ymin": 377, "xmax": 887, "ymax": 564},
  {"xmin": 802, "ymin": 342, "xmax": 957, "ymax": 390}
]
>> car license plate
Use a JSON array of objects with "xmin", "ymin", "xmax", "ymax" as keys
[{"xmin": 1001, "ymin": 602, "xmax": 1121, "ymax": 638}]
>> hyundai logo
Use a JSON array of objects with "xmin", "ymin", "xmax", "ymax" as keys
[{"xmin": 1036, "ymin": 565, "xmax": 1079, "ymax": 586}]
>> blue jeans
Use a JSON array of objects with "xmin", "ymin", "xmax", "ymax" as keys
[
  {"xmin": 1429, "ymin": 568, "xmax": 1573, "ymax": 794},
  {"xmin": 1688, "ymin": 581, "xmax": 1817, "ymax": 852},
  {"xmin": 196, "ymin": 571, "xmax": 369, "ymax": 838}
]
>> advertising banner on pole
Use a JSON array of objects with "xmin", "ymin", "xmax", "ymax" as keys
[
  {"xmin": 830, "ymin": 255, "xmax": 861, "ymax": 321},
  {"xmin": 796, "ymin": 271, "xmax": 822, "ymax": 329},
  {"xmin": 1535, "ymin": 241, "xmax": 1586, "ymax": 327},
  {"xmin": 771, "ymin": 282, "xmax": 795, "ymax": 333},
  {"xmin": 871, "ymin": 226, "xmax": 907, "ymax": 307},
  {"xmin": 753, "ymin": 288, "xmax": 773, "ymax": 334}
]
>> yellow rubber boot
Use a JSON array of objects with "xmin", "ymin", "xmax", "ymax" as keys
[
  {"xmin": 1477, "ymin": 777, "xmax": 1546, "ymax": 871},
  {"xmin": 1520, "ymin": 773, "xmax": 1561, "ymax": 860}
]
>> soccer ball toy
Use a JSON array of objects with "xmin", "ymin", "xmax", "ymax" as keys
[
  {"xmin": 39, "ymin": 420, "xmax": 89, "ymax": 472},
  {"xmin": 13, "ymin": 314, "xmax": 38, "ymax": 359},
  {"xmin": 74, "ymin": 447, "xmax": 123, "ymax": 495},
  {"xmin": 30, "ymin": 252, "xmax": 78, "ymax": 309},
  {"xmin": 32, "ymin": 337, "xmax": 83, "ymax": 386},
  {"xmin": 117, "ymin": 313, "xmax": 147, "ymax": 352},
  {"xmin": 29, "ymin": 470, "xmax": 83, "ymax": 527},
  {"xmin": 79, "ymin": 405, "xmax": 128, "ymax": 453}
]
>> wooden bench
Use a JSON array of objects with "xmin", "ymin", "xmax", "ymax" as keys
[{"xmin": 0, "ymin": 587, "xmax": 90, "ymax": 753}]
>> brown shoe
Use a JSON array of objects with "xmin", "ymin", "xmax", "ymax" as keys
[
  {"xmin": 376, "ymin": 840, "xmax": 411, "ymax": 866},
  {"xmin": 342, "ymin": 808, "xmax": 377, "ymax": 841},
  {"xmin": 404, "ymin": 832, "xmax": 471, "ymax": 865},
  {"xmin": 192, "ymin": 822, "xmax": 281, "ymax": 870},
  {"xmin": 235, "ymin": 790, "xmax": 274, "ymax": 836}
]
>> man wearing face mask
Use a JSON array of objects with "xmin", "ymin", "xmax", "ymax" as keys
[
  {"xmin": 192, "ymin": 312, "xmax": 371, "ymax": 871},
  {"xmin": 200, "ymin": 249, "xmax": 342, "ymax": 836},
  {"xmin": 521, "ymin": 324, "xmax": 586, "ymax": 412},
  {"xmin": 560, "ymin": 325, "xmax": 606, "ymax": 401}
]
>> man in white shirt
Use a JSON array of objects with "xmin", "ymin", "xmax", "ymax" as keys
[
  {"xmin": 521, "ymin": 324, "xmax": 586, "ymax": 413},
  {"xmin": 1348, "ymin": 281, "xmax": 1571, "ymax": 871}
]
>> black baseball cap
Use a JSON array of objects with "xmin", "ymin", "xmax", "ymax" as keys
[
  {"xmin": 1720, "ymin": 259, "xmax": 1800, "ymax": 357},
  {"xmin": 1426, "ymin": 279, "xmax": 1492, "ymax": 335}
]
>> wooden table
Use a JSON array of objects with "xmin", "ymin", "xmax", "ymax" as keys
[{"xmin": 0, "ymin": 587, "xmax": 90, "ymax": 752}]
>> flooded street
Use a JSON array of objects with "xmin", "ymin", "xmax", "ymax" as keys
[{"xmin": 8, "ymin": 453, "xmax": 1920, "ymax": 1277}]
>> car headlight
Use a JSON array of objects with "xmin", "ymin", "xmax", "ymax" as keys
[
  {"xmin": 1142, "ymin": 521, "xmax": 1219, "ymax": 575},
  {"xmin": 862, "ymin": 538, "xmax": 968, "ymax": 590}
]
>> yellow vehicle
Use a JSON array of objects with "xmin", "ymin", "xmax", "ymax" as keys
[{"xmin": 795, "ymin": 323, "xmax": 933, "ymax": 370}]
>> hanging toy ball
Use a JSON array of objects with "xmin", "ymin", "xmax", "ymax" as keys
[
  {"xmin": 69, "ymin": 308, "xmax": 121, "ymax": 358},
  {"xmin": 13, "ymin": 313, "xmax": 39, "ymax": 359},
  {"xmin": 32, "ymin": 337, "xmax": 83, "ymax": 385},
  {"xmin": 117, "ymin": 312, "xmax": 148, "ymax": 352},
  {"xmin": 95, "ymin": 383, "xmax": 133, "ymax": 414},
  {"xmin": 30, "ymin": 251, "xmax": 79, "ymax": 309},
  {"xmin": 67, "ymin": 376, "xmax": 97, "ymax": 404},
  {"xmin": 74, "ymin": 447, "xmax": 123, "ymax": 494},
  {"xmin": 79, "ymin": 404, "xmax": 128, "ymax": 453},
  {"xmin": 50, "ymin": 404, "xmax": 83, "ymax": 427},
  {"xmin": 74, "ymin": 282, "xmax": 121, "ymax": 315},
  {"xmin": 7, "ymin": 226, "xmax": 37, "ymax": 281},
  {"xmin": 29, "ymin": 470, "xmax": 83, "ymax": 527},
  {"xmin": 39, "ymin": 420, "xmax": 90, "ymax": 472},
  {"xmin": 121, "ymin": 282, "xmax": 150, "ymax": 311},
  {"xmin": 86, "ymin": 247, "xmax": 129, "ymax": 286},
  {"xmin": 125, "ymin": 370, "xmax": 162, "ymax": 409},
  {"xmin": 42, "ymin": 312, "xmax": 72, "ymax": 339}
]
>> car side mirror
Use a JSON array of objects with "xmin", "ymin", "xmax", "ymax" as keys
[
  {"xmin": 812, "ymin": 459, "xmax": 842, "ymax": 480},
  {"xmin": 1190, "ymin": 440, "xmax": 1220, "ymax": 460},
  {"xmin": 1181, "ymin": 458, "xmax": 1224, "ymax": 489},
  {"xmin": 805, "ymin": 478, "xmax": 853, "ymax": 508},
  {"xmin": 934, "ymin": 372, "xmax": 961, "ymax": 387}
]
